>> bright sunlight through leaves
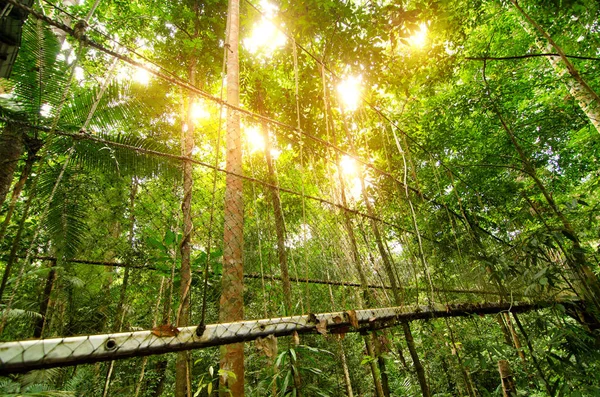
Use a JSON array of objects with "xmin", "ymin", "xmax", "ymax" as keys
[
  {"xmin": 133, "ymin": 68, "xmax": 151, "ymax": 85},
  {"xmin": 243, "ymin": 1, "xmax": 286, "ymax": 55},
  {"xmin": 408, "ymin": 22, "xmax": 428, "ymax": 47},
  {"xmin": 190, "ymin": 100, "xmax": 210, "ymax": 121},
  {"xmin": 337, "ymin": 75, "xmax": 362, "ymax": 112},
  {"xmin": 339, "ymin": 155, "xmax": 363, "ymax": 200},
  {"xmin": 244, "ymin": 125, "xmax": 266, "ymax": 154}
]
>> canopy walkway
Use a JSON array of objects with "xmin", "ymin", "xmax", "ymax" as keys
[{"xmin": 0, "ymin": 299, "xmax": 575, "ymax": 375}]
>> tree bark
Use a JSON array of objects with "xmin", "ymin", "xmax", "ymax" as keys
[
  {"xmin": 176, "ymin": 65, "xmax": 196, "ymax": 397},
  {"xmin": 401, "ymin": 321, "xmax": 431, "ymax": 397},
  {"xmin": 0, "ymin": 123, "xmax": 24, "ymax": 210},
  {"xmin": 220, "ymin": 0, "xmax": 244, "ymax": 394},
  {"xmin": 546, "ymin": 47, "xmax": 600, "ymax": 134},
  {"xmin": 497, "ymin": 360, "xmax": 516, "ymax": 397},
  {"xmin": 33, "ymin": 259, "xmax": 56, "ymax": 338},
  {"xmin": 341, "ymin": 115, "xmax": 430, "ymax": 397},
  {"xmin": 364, "ymin": 333, "xmax": 386, "ymax": 397},
  {"xmin": 510, "ymin": 0, "xmax": 600, "ymax": 135},
  {"xmin": 503, "ymin": 313, "xmax": 526, "ymax": 366},
  {"xmin": 512, "ymin": 313, "xmax": 552, "ymax": 396},
  {"xmin": 258, "ymin": 98, "xmax": 292, "ymax": 315},
  {"xmin": 0, "ymin": 136, "xmax": 40, "ymax": 242},
  {"xmin": 482, "ymin": 62, "xmax": 600, "ymax": 307}
]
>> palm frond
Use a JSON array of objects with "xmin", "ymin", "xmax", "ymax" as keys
[
  {"xmin": 19, "ymin": 369, "xmax": 62, "ymax": 389},
  {"xmin": 59, "ymin": 81, "xmax": 144, "ymax": 132},
  {"xmin": 7, "ymin": 18, "xmax": 68, "ymax": 121},
  {"xmin": 0, "ymin": 307, "xmax": 42, "ymax": 320},
  {"xmin": 70, "ymin": 132, "xmax": 181, "ymax": 179},
  {"xmin": 36, "ymin": 164, "xmax": 88, "ymax": 260}
]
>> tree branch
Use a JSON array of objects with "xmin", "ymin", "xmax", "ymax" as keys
[{"xmin": 466, "ymin": 53, "xmax": 600, "ymax": 62}]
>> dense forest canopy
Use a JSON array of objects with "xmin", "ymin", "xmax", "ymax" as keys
[{"xmin": 0, "ymin": 0, "xmax": 599, "ymax": 395}]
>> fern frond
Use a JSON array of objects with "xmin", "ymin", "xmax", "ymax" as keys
[
  {"xmin": 0, "ymin": 307, "xmax": 42, "ymax": 320},
  {"xmin": 7, "ymin": 19, "xmax": 68, "ymax": 122},
  {"xmin": 19, "ymin": 368, "xmax": 62, "ymax": 389},
  {"xmin": 70, "ymin": 132, "xmax": 181, "ymax": 179}
]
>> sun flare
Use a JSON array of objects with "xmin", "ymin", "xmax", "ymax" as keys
[
  {"xmin": 337, "ymin": 75, "xmax": 362, "ymax": 112},
  {"xmin": 244, "ymin": 125, "xmax": 266, "ymax": 154}
]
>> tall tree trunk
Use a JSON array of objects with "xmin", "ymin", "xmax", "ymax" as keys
[
  {"xmin": 364, "ymin": 334, "xmax": 386, "ymax": 397},
  {"xmin": 0, "ymin": 123, "xmax": 23, "ymax": 210},
  {"xmin": 482, "ymin": 63, "xmax": 600, "ymax": 307},
  {"xmin": 342, "ymin": 116, "xmax": 430, "ymax": 397},
  {"xmin": 511, "ymin": 313, "xmax": 552, "ymax": 396},
  {"xmin": 497, "ymin": 360, "xmax": 517, "ymax": 397},
  {"xmin": 33, "ymin": 258, "xmax": 56, "ymax": 338},
  {"xmin": 0, "ymin": 136, "xmax": 41, "ymax": 242},
  {"xmin": 503, "ymin": 313, "xmax": 526, "ymax": 366},
  {"xmin": 103, "ymin": 180, "xmax": 137, "ymax": 397},
  {"xmin": 546, "ymin": 47, "xmax": 600, "ymax": 134},
  {"xmin": 401, "ymin": 321, "xmax": 431, "ymax": 397},
  {"xmin": 258, "ymin": 96, "xmax": 292, "ymax": 315},
  {"xmin": 375, "ymin": 339, "xmax": 391, "ymax": 397},
  {"xmin": 220, "ymin": 0, "xmax": 244, "ymax": 394},
  {"xmin": 509, "ymin": 0, "xmax": 600, "ymax": 135},
  {"xmin": 176, "ymin": 64, "xmax": 196, "ymax": 397}
]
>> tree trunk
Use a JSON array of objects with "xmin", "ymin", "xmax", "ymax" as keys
[
  {"xmin": 511, "ymin": 313, "xmax": 552, "ymax": 396},
  {"xmin": 510, "ymin": 0, "xmax": 600, "ymax": 135},
  {"xmin": 176, "ymin": 65, "xmax": 196, "ymax": 397},
  {"xmin": 497, "ymin": 360, "xmax": 516, "ymax": 397},
  {"xmin": 342, "ymin": 116, "xmax": 430, "ymax": 397},
  {"xmin": 401, "ymin": 321, "xmax": 431, "ymax": 397},
  {"xmin": 259, "ymin": 99, "xmax": 292, "ymax": 315},
  {"xmin": 364, "ymin": 334, "xmax": 386, "ymax": 397},
  {"xmin": 503, "ymin": 313, "xmax": 526, "ymax": 366},
  {"xmin": 483, "ymin": 65, "xmax": 600, "ymax": 307},
  {"xmin": 0, "ymin": 136, "xmax": 41, "ymax": 242},
  {"xmin": 103, "ymin": 180, "xmax": 137, "ymax": 397},
  {"xmin": 0, "ymin": 123, "xmax": 23, "ymax": 210},
  {"xmin": 376, "ymin": 351, "xmax": 391, "ymax": 397},
  {"xmin": 219, "ymin": 0, "xmax": 244, "ymax": 394},
  {"xmin": 33, "ymin": 258, "xmax": 56, "ymax": 338},
  {"xmin": 546, "ymin": 47, "xmax": 600, "ymax": 134}
]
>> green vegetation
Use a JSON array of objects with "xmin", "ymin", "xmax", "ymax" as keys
[{"xmin": 1, "ymin": 0, "xmax": 600, "ymax": 396}]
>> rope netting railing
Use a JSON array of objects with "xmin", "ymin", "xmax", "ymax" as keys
[{"xmin": 0, "ymin": 0, "xmax": 594, "ymax": 395}]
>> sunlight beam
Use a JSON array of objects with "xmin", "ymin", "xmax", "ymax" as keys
[{"xmin": 337, "ymin": 75, "xmax": 362, "ymax": 112}]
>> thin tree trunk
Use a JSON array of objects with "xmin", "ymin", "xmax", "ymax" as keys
[
  {"xmin": 0, "ymin": 123, "xmax": 23, "ymax": 210},
  {"xmin": 364, "ymin": 334, "xmax": 386, "ymax": 397},
  {"xmin": 545, "ymin": 46, "xmax": 600, "ymax": 133},
  {"xmin": 482, "ymin": 62, "xmax": 600, "ymax": 306},
  {"xmin": 510, "ymin": 0, "xmax": 600, "ymax": 135},
  {"xmin": 497, "ymin": 314, "xmax": 514, "ymax": 347},
  {"xmin": 511, "ymin": 313, "xmax": 552, "ymax": 396},
  {"xmin": 258, "ymin": 101, "xmax": 301, "ymax": 393},
  {"xmin": 176, "ymin": 66, "xmax": 196, "ymax": 397},
  {"xmin": 497, "ymin": 360, "xmax": 516, "ymax": 397},
  {"xmin": 33, "ymin": 258, "xmax": 56, "ymax": 338},
  {"xmin": 503, "ymin": 313, "xmax": 526, "ymax": 366},
  {"xmin": 103, "ymin": 180, "xmax": 137, "ymax": 397},
  {"xmin": 326, "ymin": 272, "xmax": 354, "ymax": 397},
  {"xmin": 375, "ymin": 339, "xmax": 391, "ymax": 397},
  {"xmin": 220, "ymin": 0, "xmax": 244, "ymax": 394},
  {"xmin": 401, "ymin": 321, "xmax": 431, "ymax": 397},
  {"xmin": 342, "ymin": 116, "xmax": 430, "ymax": 397},
  {"xmin": 134, "ymin": 277, "xmax": 166, "ymax": 397},
  {"xmin": 0, "ymin": 138, "xmax": 40, "ymax": 242},
  {"xmin": 259, "ymin": 100, "xmax": 292, "ymax": 315},
  {"xmin": 445, "ymin": 320, "xmax": 476, "ymax": 397}
]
